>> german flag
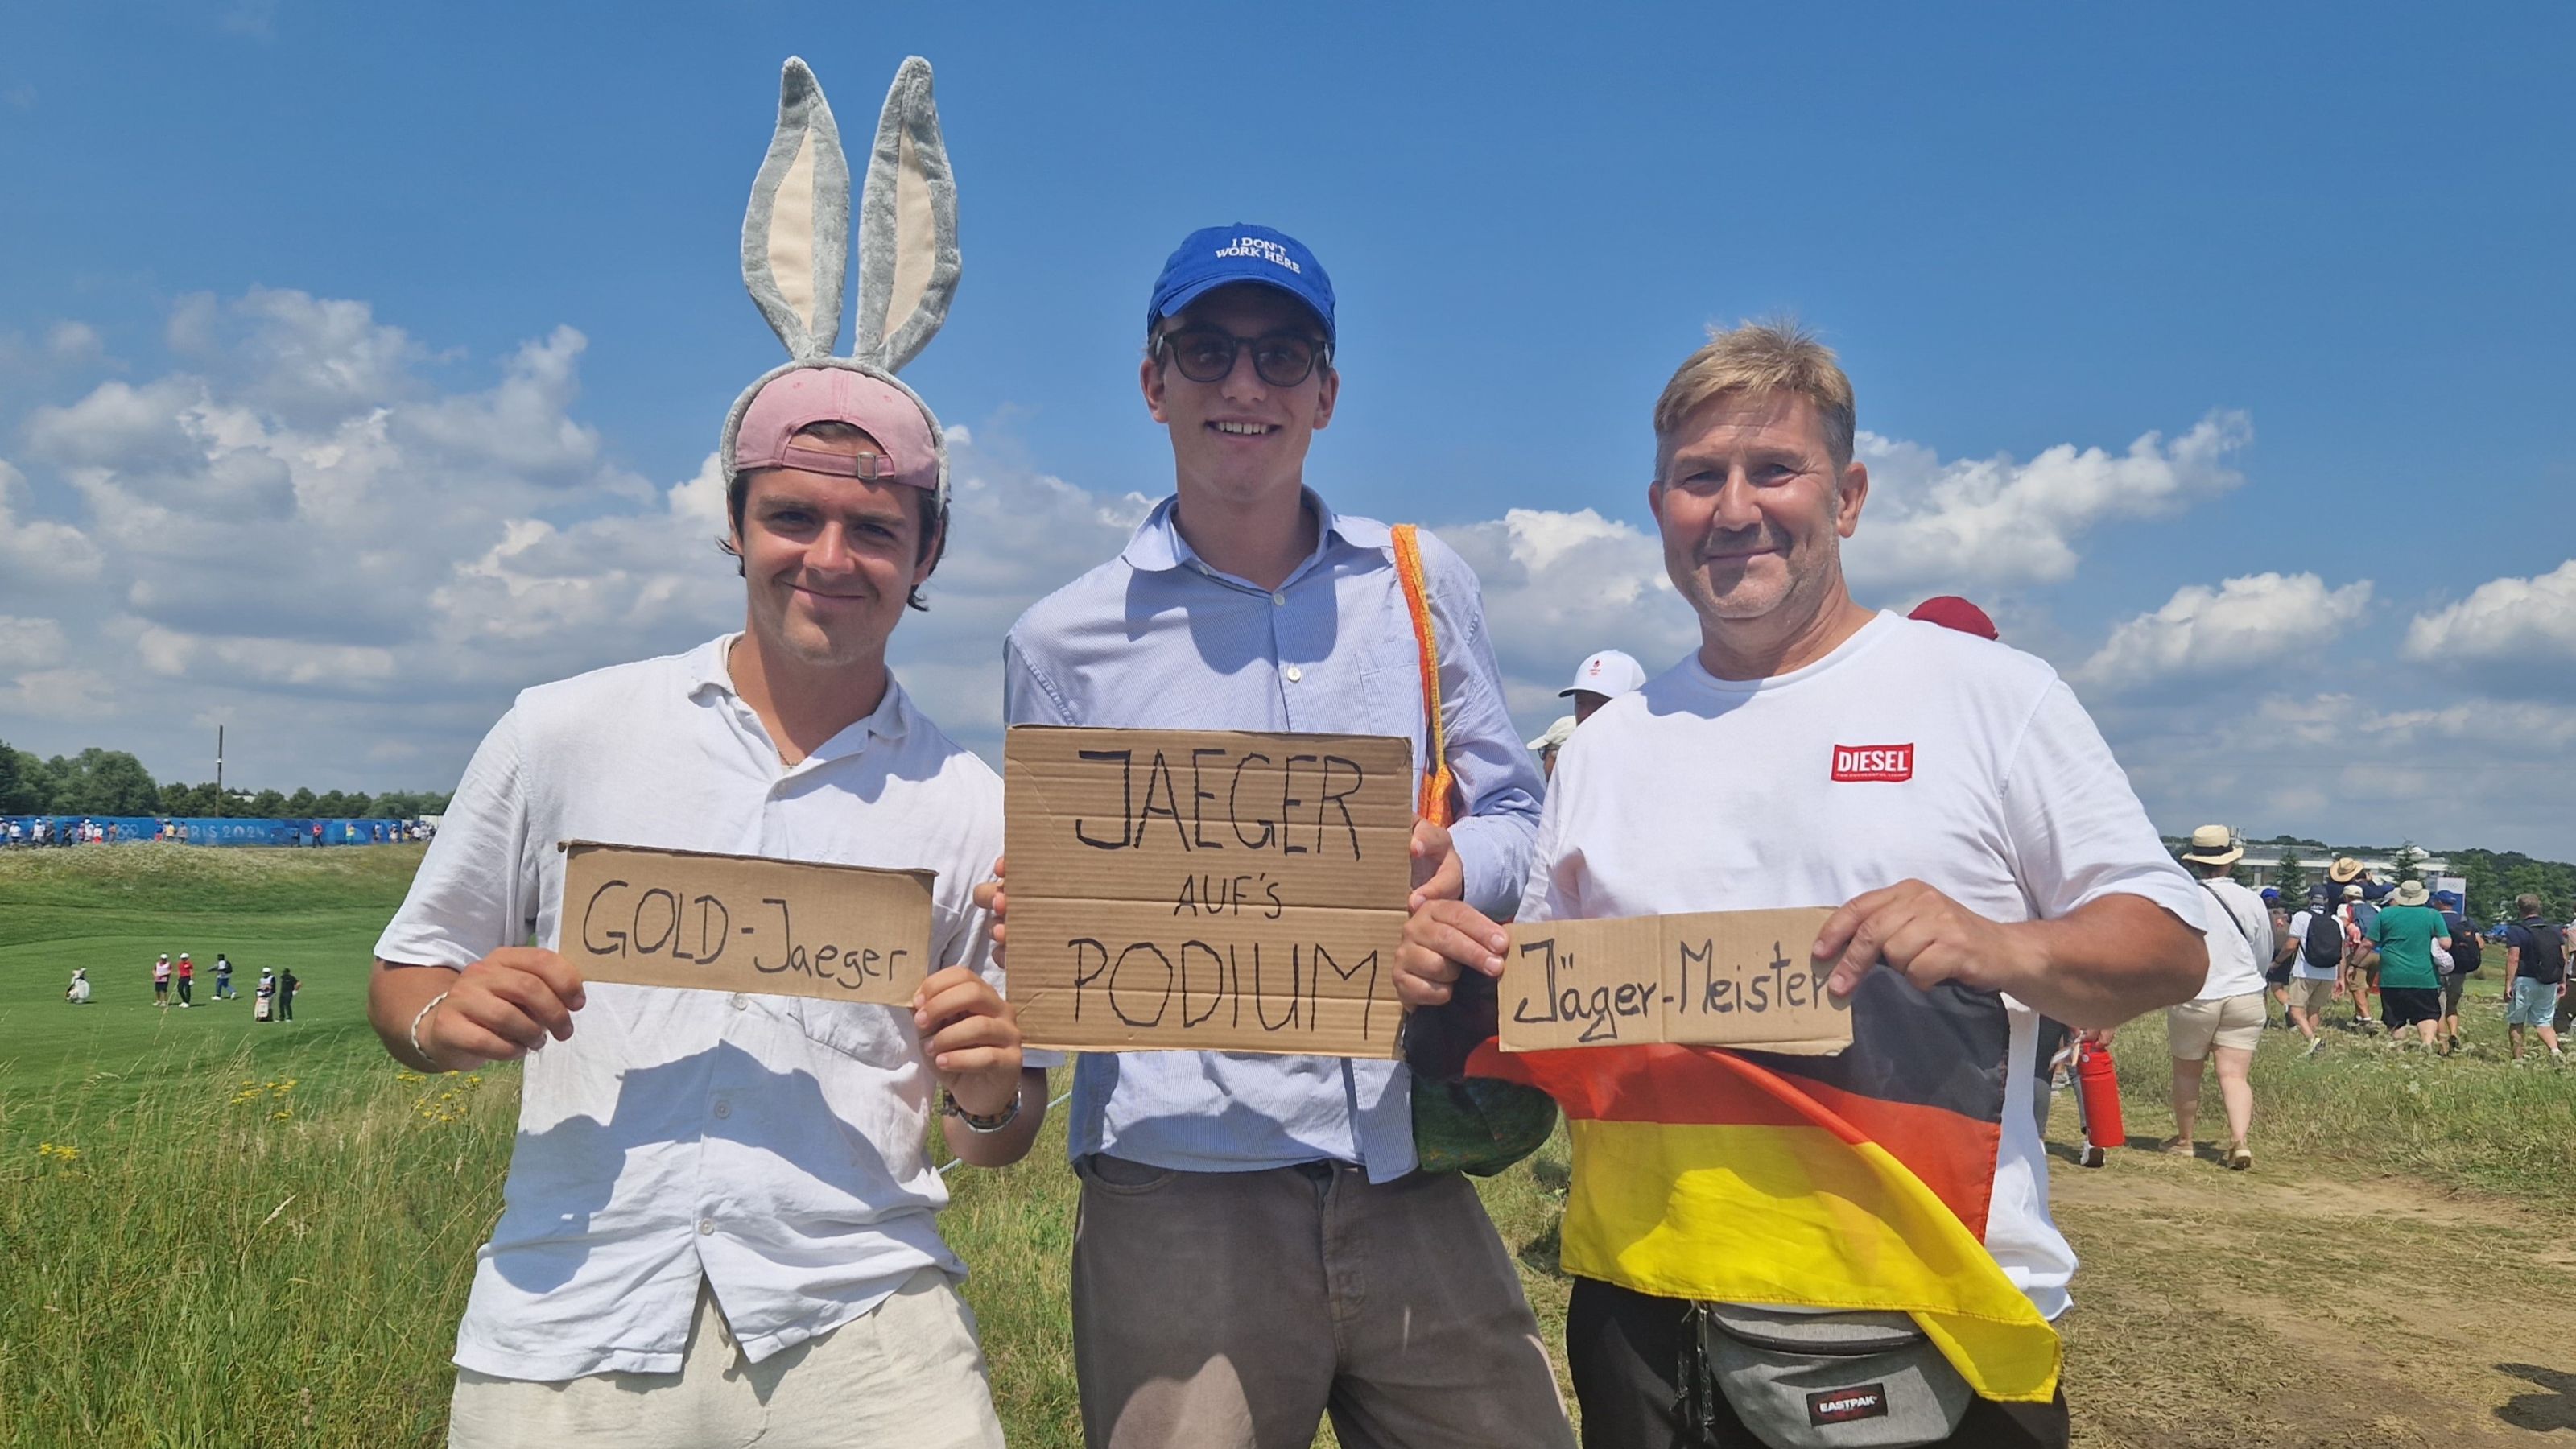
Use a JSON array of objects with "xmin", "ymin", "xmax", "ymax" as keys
[{"xmin": 1468, "ymin": 970, "xmax": 2060, "ymax": 1403}]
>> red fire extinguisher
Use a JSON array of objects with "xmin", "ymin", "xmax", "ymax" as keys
[{"xmin": 2070, "ymin": 1034, "xmax": 2125, "ymax": 1166}]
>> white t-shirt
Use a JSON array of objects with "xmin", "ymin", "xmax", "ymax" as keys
[
  {"xmin": 1525, "ymin": 611, "xmax": 2206, "ymax": 1322},
  {"xmin": 376, "ymin": 635, "xmax": 1049, "ymax": 1382},
  {"xmin": 2285, "ymin": 910, "xmax": 2339, "ymax": 980},
  {"xmin": 2190, "ymin": 877, "xmax": 2273, "ymax": 1001}
]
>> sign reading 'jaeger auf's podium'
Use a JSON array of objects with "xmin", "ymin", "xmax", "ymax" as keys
[{"xmin": 1003, "ymin": 725, "xmax": 1413, "ymax": 1058}]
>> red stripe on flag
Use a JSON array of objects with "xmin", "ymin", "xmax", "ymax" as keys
[{"xmin": 1472, "ymin": 1040, "xmax": 2000, "ymax": 1238}]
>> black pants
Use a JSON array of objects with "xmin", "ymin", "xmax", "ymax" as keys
[
  {"xmin": 276, "ymin": 989, "xmax": 293, "ymax": 1021},
  {"xmin": 176, "ymin": 979, "xmax": 191, "ymax": 1005},
  {"xmin": 1565, "ymin": 1278, "xmax": 2069, "ymax": 1449}
]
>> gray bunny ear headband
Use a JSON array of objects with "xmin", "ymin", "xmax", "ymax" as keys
[{"xmin": 720, "ymin": 56, "xmax": 960, "ymax": 507}]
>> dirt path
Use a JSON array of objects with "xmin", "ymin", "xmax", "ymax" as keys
[{"xmin": 2050, "ymin": 1141, "xmax": 2576, "ymax": 1447}]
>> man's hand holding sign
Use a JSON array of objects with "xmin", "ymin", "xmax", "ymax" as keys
[
  {"xmin": 997, "ymin": 725, "xmax": 1414, "ymax": 1056},
  {"xmin": 1402, "ymin": 881, "xmax": 2201, "ymax": 1034},
  {"xmin": 387, "ymin": 841, "xmax": 1031, "ymax": 1154}
]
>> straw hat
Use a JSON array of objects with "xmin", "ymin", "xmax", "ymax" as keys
[
  {"xmin": 2392, "ymin": 880, "xmax": 2430, "ymax": 907},
  {"xmin": 2179, "ymin": 824, "xmax": 2242, "ymax": 866},
  {"xmin": 2327, "ymin": 856, "xmax": 2365, "ymax": 884}
]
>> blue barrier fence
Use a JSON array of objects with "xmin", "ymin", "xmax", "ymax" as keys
[{"xmin": 0, "ymin": 816, "xmax": 423, "ymax": 848}]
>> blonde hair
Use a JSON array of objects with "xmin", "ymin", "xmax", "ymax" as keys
[{"xmin": 1651, "ymin": 320, "xmax": 1856, "ymax": 469}]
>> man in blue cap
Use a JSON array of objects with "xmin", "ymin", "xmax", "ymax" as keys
[{"xmin": 990, "ymin": 227, "xmax": 1571, "ymax": 1447}]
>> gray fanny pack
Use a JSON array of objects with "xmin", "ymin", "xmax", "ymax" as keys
[{"xmin": 1686, "ymin": 1303, "xmax": 1971, "ymax": 1448}]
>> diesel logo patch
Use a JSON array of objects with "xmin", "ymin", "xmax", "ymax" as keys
[
  {"xmin": 1807, "ymin": 1385, "xmax": 1890, "ymax": 1425},
  {"xmin": 1830, "ymin": 744, "xmax": 1914, "ymax": 782}
]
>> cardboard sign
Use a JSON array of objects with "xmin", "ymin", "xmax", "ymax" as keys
[
  {"xmin": 1501, "ymin": 907, "xmax": 1852, "ymax": 1055},
  {"xmin": 1003, "ymin": 725, "xmax": 1413, "ymax": 1057},
  {"xmin": 558, "ymin": 840, "xmax": 935, "ymax": 1005}
]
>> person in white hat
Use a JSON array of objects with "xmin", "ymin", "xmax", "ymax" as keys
[
  {"xmin": 1560, "ymin": 649, "xmax": 1647, "ymax": 724},
  {"xmin": 1527, "ymin": 715, "xmax": 1578, "ymax": 778},
  {"xmin": 2169, "ymin": 827, "xmax": 2272, "ymax": 1168},
  {"xmin": 2364, "ymin": 880, "xmax": 2451, "ymax": 1050},
  {"xmin": 2338, "ymin": 879, "xmax": 2383, "ymax": 1031}
]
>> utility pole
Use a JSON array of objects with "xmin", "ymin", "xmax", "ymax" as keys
[{"xmin": 216, "ymin": 725, "xmax": 225, "ymax": 793}]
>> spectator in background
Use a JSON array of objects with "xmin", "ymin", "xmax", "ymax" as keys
[
  {"xmin": 2283, "ymin": 886, "xmax": 2341, "ymax": 1056},
  {"xmin": 2339, "ymin": 881, "xmax": 2381, "ymax": 1031},
  {"xmin": 1559, "ymin": 649, "xmax": 1646, "ymax": 724},
  {"xmin": 2367, "ymin": 881, "xmax": 2450, "ymax": 1050},
  {"xmin": 1527, "ymin": 715, "xmax": 1577, "ymax": 779},
  {"xmin": 2434, "ymin": 890, "xmax": 2479, "ymax": 1054},
  {"xmin": 1907, "ymin": 593, "xmax": 2000, "ymax": 640},
  {"xmin": 2171, "ymin": 827, "xmax": 2271, "ymax": 1169},
  {"xmin": 2562, "ymin": 906, "xmax": 2576, "ymax": 1039},
  {"xmin": 2260, "ymin": 886, "xmax": 2295, "ymax": 1026},
  {"xmin": 2500, "ymin": 894, "xmax": 2567, "ymax": 1067}
]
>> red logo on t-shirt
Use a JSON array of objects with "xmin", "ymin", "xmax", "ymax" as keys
[{"xmin": 1831, "ymin": 744, "xmax": 1914, "ymax": 782}]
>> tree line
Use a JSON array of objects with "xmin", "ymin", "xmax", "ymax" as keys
[
  {"xmin": 2236, "ymin": 836, "xmax": 2574, "ymax": 925},
  {"xmin": 0, "ymin": 743, "xmax": 452, "ymax": 821}
]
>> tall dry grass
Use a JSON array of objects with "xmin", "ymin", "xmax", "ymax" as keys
[{"xmin": 1, "ymin": 1043, "xmax": 513, "ymax": 1447}]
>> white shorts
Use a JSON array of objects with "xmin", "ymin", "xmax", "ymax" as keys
[
  {"xmin": 2168, "ymin": 992, "xmax": 2267, "ymax": 1059},
  {"xmin": 447, "ymin": 1268, "xmax": 1004, "ymax": 1449}
]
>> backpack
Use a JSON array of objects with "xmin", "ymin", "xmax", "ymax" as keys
[
  {"xmin": 2302, "ymin": 910, "xmax": 2343, "ymax": 969},
  {"xmin": 2447, "ymin": 916, "xmax": 2481, "ymax": 974},
  {"xmin": 2515, "ymin": 922, "xmax": 2566, "ymax": 980}
]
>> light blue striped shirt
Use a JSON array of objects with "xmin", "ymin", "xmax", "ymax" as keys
[{"xmin": 1003, "ymin": 490, "xmax": 1542, "ymax": 1182}]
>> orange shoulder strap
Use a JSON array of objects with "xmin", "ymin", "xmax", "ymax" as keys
[{"xmin": 1391, "ymin": 524, "xmax": 1455, "ymax": 827}]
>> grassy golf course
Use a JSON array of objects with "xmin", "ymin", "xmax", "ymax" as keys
[{"xmin": 3, "ymin": 844, "xmax": 2572, "ymax": 1447}]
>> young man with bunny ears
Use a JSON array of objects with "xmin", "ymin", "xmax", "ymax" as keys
[
  {"xmin": 990, "ymin": 228, "xmax": 1574, "ymax": 1449},
  {"xmin": 365, "ymin": 58, "xmax": 1043, "ymax": 1449}
]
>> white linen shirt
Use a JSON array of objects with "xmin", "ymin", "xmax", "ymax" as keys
[{"xmin": 374, "ymin": 635, "xmax": 1030, "ymax": 1382}]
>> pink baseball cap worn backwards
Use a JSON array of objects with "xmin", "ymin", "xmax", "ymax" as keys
[{"xmin": 730, "ymin": 367, "xmax": 939, "ymax": 493}]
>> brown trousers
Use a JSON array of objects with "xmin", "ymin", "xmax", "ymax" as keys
[{"xmin": 1071, "ymin": 1155, "xmax": 1576, "ymax": 1449}]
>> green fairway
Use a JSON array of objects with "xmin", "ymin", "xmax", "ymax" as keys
[{"xmin": 0, "ymin": 844, "xmax": 422, "ymax": 1113}]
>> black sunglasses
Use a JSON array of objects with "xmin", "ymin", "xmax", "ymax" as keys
[{"xmin": 1157, "ymin": 327, "xmax": 1331, "ymax": 388}]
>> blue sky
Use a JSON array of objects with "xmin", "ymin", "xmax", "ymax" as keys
[{"xmin": 2, "ymin": 3, "xmax": 2571, "ymax": 855}]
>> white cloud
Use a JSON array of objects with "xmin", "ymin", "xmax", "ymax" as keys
[
  {"xmin": 2073, "ymin": 572, "xmax": 2372, "ymax": 693},
  {"xmin": 134, "ymin": 625, "xmax": 398, "ymax": 688},
  {"xmin": 0, "ymin": 616, "xmax": 67, "ymax": 671},
  {"xmin": 0, "ymin": 459, "xmax": 104, "ymax": 581},
  {"xmin": 2401, "ymin": 559, "xmax": 2576, "ymax": 668},
  {"xmin": 0, "ymin": 667, "xmax": 114, "ymax": 721},
  {"xmin": 1434, "ymin": 507, "xmax": 1697, "ymax": 717},
  {"xmin": 45, "ymin": 322, "xmax": 104, "ymax": 365},
  {"xmin": 1843, "ymin": 411, "xmax": 2251, "ymax": 595},
  {"xmin": 0, "ymin": 289, "xmax": 2561, "ymax": 857}
]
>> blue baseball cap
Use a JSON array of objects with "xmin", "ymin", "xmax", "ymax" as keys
[{"xmin": 1147, "ymin": 224, "xmax": 1335, "ymax": 344}]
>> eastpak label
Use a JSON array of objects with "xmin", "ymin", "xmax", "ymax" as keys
[
  {"xmin": 1830, "ymin": 744, "xmax": 1914, "ymax": 782},
  {"xmin": 1807, "ymin": 1385, "xmax": 1891, "ymax": 1426}
]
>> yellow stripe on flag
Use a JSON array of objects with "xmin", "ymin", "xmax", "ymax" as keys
[{"xmin": 1562, "ymin": 1118, "xmax": 2061, "ymax": 1403}]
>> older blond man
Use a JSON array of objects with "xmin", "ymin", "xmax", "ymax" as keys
[{"xmin": 1398, "ymin": 324, "xmax": 2205, "ymax": 1447}]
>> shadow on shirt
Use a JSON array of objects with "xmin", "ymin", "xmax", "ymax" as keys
[{"xmin": 489, "ymin": 1039, "xmax": 908, "ymax": 1295}]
